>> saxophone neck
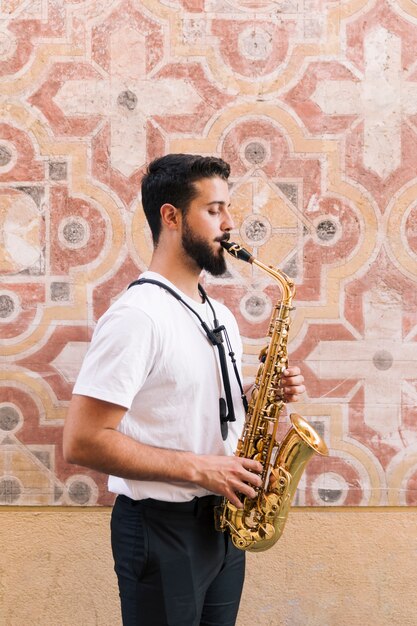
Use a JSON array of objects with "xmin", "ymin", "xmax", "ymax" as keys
[
  {"xmin": 220, "ymin": 240, "xmax": 295, "ymax": 302},
  {"xmin": 251, "ymin": 257, "xmax": 295, "ymax": 303}
]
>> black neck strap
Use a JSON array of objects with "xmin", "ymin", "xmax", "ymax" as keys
[{"xmin": 127, "ymin": 277, "xmax": 248, "ymax": 430}]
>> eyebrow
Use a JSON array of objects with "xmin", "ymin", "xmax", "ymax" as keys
[{"xmin": 207, "ymin": 200, "xmax": 231, "ymax": 207}]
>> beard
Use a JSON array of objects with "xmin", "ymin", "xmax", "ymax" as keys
[{"xmin": 181, "ymin": 218, "xmax": 228, "ymax": 276}]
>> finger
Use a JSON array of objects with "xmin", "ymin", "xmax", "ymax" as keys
[
  {"xmin": 285, "ymin": 394, "xmax": 299, "ymax": 402},
  {"xmin": 236, "ymin": 481, "xmax": 258, "ymax": 500},
  {"xmin": 284, "ymin": 384, "xmax": 306, "ymax": 395},
  {"xmin": 227, "ymin": 492, "xmax": 244, "ymax": 509},
  {"xmin": 284, "ymin": 388, "xmax": 306, "ymax": 402},
  {"xmin": 242, "ymin": 468, "xmax": 262, "ymax": 488},
  {"xmin": 284, "ymin": 366, "xmax": 301, "ymax": 377},
  {"xmin": 226, "ymin": 480, "xmax": 258, "ymax": 506},
  {"xmin": 231, "ymin": 461, "xmax": 262, "ymax": 488},
  {"xmin": 240, "ymin": 458, "xmax": 263, "ymax": 475},
  {"xmin": 283, "ymin": 374, "xmax": 304, "ymax": 386}
]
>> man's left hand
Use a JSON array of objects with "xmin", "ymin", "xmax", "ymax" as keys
[{"xmin": 281, "ymin": 366, "xmax": 305, "ymax": 402}]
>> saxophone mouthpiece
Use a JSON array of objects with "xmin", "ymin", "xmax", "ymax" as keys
[{"xmin": 220, "ymin": 241, "xmax": 254, "ymax": 264}]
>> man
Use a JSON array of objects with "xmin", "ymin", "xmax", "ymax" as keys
[{"xmin": 63, "ymin": 154, "xmax": 305, "ymax": 626}]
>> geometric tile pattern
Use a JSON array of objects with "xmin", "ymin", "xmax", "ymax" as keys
[{"xmin": 1, "ymin": 0, "xmax": 417, "ymax": 505}]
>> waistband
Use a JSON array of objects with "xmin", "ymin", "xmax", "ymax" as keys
[{"xmin": 117, "ymin": 493, "xmax": 223, "ymax": 516}]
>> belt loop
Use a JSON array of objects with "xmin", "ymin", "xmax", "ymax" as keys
[{"xmin": 193, "ymin": 497, "xmax": 200, "ymax": 517}]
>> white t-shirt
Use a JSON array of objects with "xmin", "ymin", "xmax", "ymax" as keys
[{"xmin": 73, "ymin": 271, "xmax": 246, "ymax": 502}]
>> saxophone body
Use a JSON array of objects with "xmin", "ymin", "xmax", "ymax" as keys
[{"xmin": 215, "ymin": 241, "xmax": 328, "ymax": 552}]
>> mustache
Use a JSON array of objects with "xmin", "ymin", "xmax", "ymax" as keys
[{"xmin": 214, "ymin": 233, "xmax": 230, "ymax": 243}]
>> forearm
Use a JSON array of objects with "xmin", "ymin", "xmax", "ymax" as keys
[
  {"xmin": 64, "ymin": 426, "xmax": 197, "ymax": 484},
  {"xmin": 65, "ymin": 427, "xmax": 264, "ymax": 507},
  {"xmin": 63, "ymin": 394, "xmax": 263, "ymax": 507}
]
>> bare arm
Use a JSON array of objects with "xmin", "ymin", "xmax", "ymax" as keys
[{"xmin": 63, "ymin": 394, "xmax": 262, "ymax": 508}]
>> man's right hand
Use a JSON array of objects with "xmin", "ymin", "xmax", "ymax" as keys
[{"xmin": 189, "ymin": 455, "xmax": 263, "ymax": 509}]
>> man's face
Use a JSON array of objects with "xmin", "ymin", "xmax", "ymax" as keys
[{"xmin": 180, "ymin": 177, "xmax": 235, "ymax": 276}]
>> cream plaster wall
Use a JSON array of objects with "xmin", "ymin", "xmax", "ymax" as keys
[{"xmin": 1, "ymin": 508, "xmax": 416, "ymax": 626}]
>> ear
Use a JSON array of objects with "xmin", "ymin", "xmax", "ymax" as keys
[{"xmin": 160, "ymin": 203, "xmax": 181, "ymax": 231}]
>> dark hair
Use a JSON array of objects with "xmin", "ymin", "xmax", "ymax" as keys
[{"xmin": 141, "ymin": 153, "xmax": 230, "ymax": 245}]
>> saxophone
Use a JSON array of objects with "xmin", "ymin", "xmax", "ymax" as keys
[{"xmin": 215, "ymin": 241, "xmax": 328, "ymax": 552}]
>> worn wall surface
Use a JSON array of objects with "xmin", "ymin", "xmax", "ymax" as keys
[
  {"xmin": 2, "ymin": 508, "xmax": 417, "ymax": 626},
  {"xmin": 2, "ymin": 0, "xmax": 417, "ymax": 508}
]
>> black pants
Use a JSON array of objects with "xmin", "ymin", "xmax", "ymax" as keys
[{"xmin": 111, "ymin": 494, "xmax": 245, "ymax": 626}]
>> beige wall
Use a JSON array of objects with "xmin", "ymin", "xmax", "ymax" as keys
[{"xmin": 1, "ymin": 508, "xmax": 416, "ymax": 626}]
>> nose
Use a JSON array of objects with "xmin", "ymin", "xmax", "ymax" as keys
[{"xmin": 222, "ymin": 207, "xmax": 235, "ymax": 232}]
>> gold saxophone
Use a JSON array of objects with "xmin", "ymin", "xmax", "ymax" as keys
[{"xmin": 215, "ymin": 241, "xmax": 328, "ymax": 552}]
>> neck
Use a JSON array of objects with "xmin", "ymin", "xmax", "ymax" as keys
[{"xmin": 148, "ymin": 250, "xmax": 203, "ymax": 303}]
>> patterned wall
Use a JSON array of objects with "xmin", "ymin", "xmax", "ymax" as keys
[{"xmin": 1, "ymin": 0, "xmax": 416, "ymax": 507}]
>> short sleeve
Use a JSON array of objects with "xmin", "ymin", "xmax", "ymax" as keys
[{"xmin": 72, "ymin": 305, "xmax": 157, "ymax": 409}]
